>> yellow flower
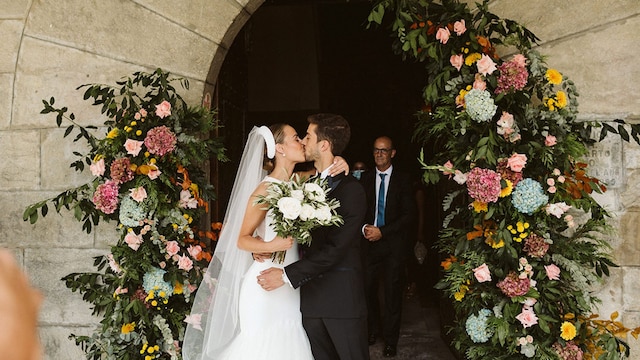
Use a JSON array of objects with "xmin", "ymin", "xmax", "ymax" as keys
[
  {"xmin": 499, "ymin": 179, "xmax": 513, "ymax": 197},
  {"xmin": 560, "ymin": 321, "xmax": 577, "ymax": 340},
  {"xmin": 121, "ymin": 322, "xmax": 135, "ymax": 334},
  {"xmin": 472, "ymin": 200, "xmax": 488, "ymax": 213},
  {"xmin": 516, "ymin": 221, "xmax": 525, "ymax": 232},
  {"xmin": 151, "ymin": 300, "xmax": 158, "ymax": 307},
  {"xmin": 545, "ymin": 69, "xmax": 563, "ymax": 85},
  {"xmin": 545, "ymin": 97, "xmax": 556, "ymax": 111},
  {"xmin": 556, "ymin": 91, "xmax": 567, "ymax": 108},
  {"xmin": 130, "ymin": 121, "xmax": 137, "ymax": 126},
  {"xmin": 136, "ymin": 130, "xmax": 142, "ymax": 136},
  {"xmin": 158, "ymin": 291, "xmax": 167, "ymax": 298},
  {"xmin": 106, "ymin": 128, "xmax": 119, "ymax": 139},
  {"xmin": 174, "ymin": 282, "xmax": 184, "ymax": 295},
  {"xmin": 485, "ymin": 237, "xmax": 505, "ymax": 249},
  {"xmin": 140, "ymin": 343, "xmax": 148, "ymax": 354},
  {"xmin": 150, "ymin": 158, "xmax": 156, "ymax": 164},
  {"xmin": 465, "ymin": 53, "xmax": 482, "ymax": 66}
]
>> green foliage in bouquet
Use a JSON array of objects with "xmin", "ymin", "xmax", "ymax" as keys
[
  {"xmin": 368, "ymin": 1, "xmax": 640, "ymax": 359},
  {"xmin": 23, "ymin": 69, "xmax": 227, "ymax": 359}
]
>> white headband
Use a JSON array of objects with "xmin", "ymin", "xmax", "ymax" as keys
[{"xmin": 257, "ymin": 126, "xmax": 276, "ymax": 159}]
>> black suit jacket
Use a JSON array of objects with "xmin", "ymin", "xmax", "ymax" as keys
[
  {"xmin": 285, "ymin": 173, "xmax": 367, "ymax": 318},
  {"xmin": 361, "ymin": 168, "xmax": 415, "ymax": 259}
]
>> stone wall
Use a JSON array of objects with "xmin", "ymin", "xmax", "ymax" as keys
[{"xmin": 0, "ymin": 0, "xmax": 638, "ymax": 358}]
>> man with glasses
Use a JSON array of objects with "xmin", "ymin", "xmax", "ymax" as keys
[{"xmin": 361, "ymin": 136, "xmax": 415, "ymax": 357}]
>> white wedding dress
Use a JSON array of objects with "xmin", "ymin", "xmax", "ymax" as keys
[{"xmin": 217, "ymin": 177, "xmax": 313, "ymax": 360}]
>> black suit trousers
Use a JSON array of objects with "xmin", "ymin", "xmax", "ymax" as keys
[{"xmin": 365, "ymin": 240, "xmax": 404, "ymax": 346}]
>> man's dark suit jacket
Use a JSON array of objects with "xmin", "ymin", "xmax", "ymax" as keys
[
  {"xmin": 361, "ymin": 168, "xmax": 415, "ymax": 259},
  {"xmin": 285, "ymin": 172, "xmax": 367, "ymax": 318}
]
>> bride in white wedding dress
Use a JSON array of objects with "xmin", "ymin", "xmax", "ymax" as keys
[{"xmin": 183, "ymin": 124, "xmax": 347, "ymax": 360}]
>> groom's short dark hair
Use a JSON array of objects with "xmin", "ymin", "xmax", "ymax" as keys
[{"xmin": 307, "ymin": 113, "xmax": 350, "ymax": 155}]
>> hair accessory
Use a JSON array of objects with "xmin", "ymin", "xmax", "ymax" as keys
[{"xmin": 257, "ymin": 126, "xmax": 276, "ymax": 159}]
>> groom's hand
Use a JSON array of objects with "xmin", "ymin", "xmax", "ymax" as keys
[{"xmin": 257, "ymin": 267, "xmax": 285, "ymax": 291}]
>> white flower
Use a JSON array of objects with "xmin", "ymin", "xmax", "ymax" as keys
[
  {"xmin": 277, "ymin": 197, "xmax": 302, "ymax": 220},
  {"xmin": 299, "ymin": 203, "xmax": 316, "ymax": 221},
  {"xmin": 315, "ymin": 205, "xmax": 332, "ymax": 222},
  {"xmin": 304, "ymin": 182, "xmax": 326, "ymax": 202},
  {"xmin": 290, "ymin": 189, "xmax": 304, "ymax": 202},
  {"xmin": 179, "ymin": 189, "xmax": 198, "ymax": 209},
  {"xmin": 453, "ymin": 170, "xmax": 468, "ymax": 184},
  {"xmin": 545, "ymin": 202, "xmax": 571, "ymax": 218}
]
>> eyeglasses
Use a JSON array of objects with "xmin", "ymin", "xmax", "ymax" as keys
[{"xmin": 373, "ymin": 148, "xmax": 392, "ymax": 154}]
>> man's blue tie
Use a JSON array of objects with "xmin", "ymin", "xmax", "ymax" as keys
[{"xmin": 377, "ymin": 173, "xmax": 386, "ymax": 227}]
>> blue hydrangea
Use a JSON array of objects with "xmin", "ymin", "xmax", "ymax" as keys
[
  {"xmin": 143, "ymin": 267, "xmax": 173, "ymax": 296},
  {"xmin": 119, "ymin": 196, "xmax": 147, "ymax": 228},
  {"xmin": 465, "ymin": 89, "xmax": 498, "ymax": 122},
  {"xmin": 511, "ymin": 178, "xmax": 549, "ymax": 215},
  {"xmin": 465, "ymin": 308, "xmax": 494, "ymax": 343}
]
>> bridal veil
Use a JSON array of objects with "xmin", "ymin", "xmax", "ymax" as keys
[{"xmin": 182, "ymin": 126, "xmax": 275, "ymax": 360}]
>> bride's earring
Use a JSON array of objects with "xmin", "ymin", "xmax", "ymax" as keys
[{"xmin": 280, "ymin": 152, "xmax": 286, "ymax": 157}]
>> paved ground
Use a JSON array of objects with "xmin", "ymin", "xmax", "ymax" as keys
[{"xmin": 369, "ymin": 295, "xmax": 458, "ymax": 360}]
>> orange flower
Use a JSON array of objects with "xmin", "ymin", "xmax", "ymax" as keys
[{"xmin": 440, "ymin": 255, "xmax": 457, "ymax": 270}]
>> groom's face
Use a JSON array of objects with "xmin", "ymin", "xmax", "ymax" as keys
[{"xmin": 302, "ymin": 124, "xmax": 321, "ymax": 162}]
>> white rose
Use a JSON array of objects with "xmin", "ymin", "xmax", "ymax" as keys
[
  {"xmin": 304, "ymin": 182, "xmax": 326, "ymax": 202},
  {"xmin": 277, "ymin": 197, "xmax": 302, "ymax": 220},
  {"xmin": 315, "ymin": 205, "xmax": 332, "ymax": 222},
  {"xmin": 299, "ymin": 204, "xmax": 316, "ymax": 221},
  {"xmin": 290, "ymin": 189, "xmax": 304, "ymax": 202}
]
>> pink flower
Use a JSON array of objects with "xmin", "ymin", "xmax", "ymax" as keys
[
  {"xmin": 114, "ymin": 286, "xmax": 128, "ymax": 295},
  {"xmin": 139, "ymin": 108, "xmax": 148, "ymax": 117},
  {"xmin": 179, "ymin": 190, "xmax": 198, "ymax": 209},
  {"xmin": 436, "ymin": 27, "xmax": 451, "ymax": 44},
  {"xmin": 557, "ymin": 175, "xmax": 565, "ymax": 183},
  {"xmin": 497, "ymin": 272, "xmax": 530, "ymax": 297},
  {"xmin": 512, "ymin": 54, "xmax": 527, "ymax": 67},
  {"xmin": 473, "ymin": 263, "xmax": 492, "ymax": 283},
  {"xmin": 495, "ymin": 57, "xmax": 529, "ymax": 94},
  {"xmin": 548, "ymin": 186, "xmax": 557, "ymax": 193},
  {"xmin": 515, "ymin": 307, "xmax": 538, "ymax": 328},
  {"xmin": 476, "ymin": 54, "xmax": 497, "ymax": 76},
  {"xmin": 545, "ymin": 264, "xmax": 561, "ymax": 280},
  {"xmin": 146, "ymin": 164, "xmax": 161, "ymax": 180},
  {"xmin": 92, "ymin": 180, "xmax": 120, "ymax": 214},
  {"xmin": 185, "ymin": 313, "xmax": 202, "ymax": 330},
  {"xmin": 442, "ymin": 160, "xmax": 455, "ymax": 177},
  {"xmin": 166, "ymin": 241, "xmax": 180, "ymax": 257},
  {"xmin": 545, "ymin": 135, "xmax": 557, "ymax": 146},
  {"xmin": 124, "ymin": 231, "xmax": 143, "ymax": 251},
  {"xmin": 90, "ymin": 158, "xmax": 105, "ymax": 176},
  {"xmin": 453, "ymin": 19, "xmax": 466, "ymax": 35},
  {"xmin": 523, "ymin": 233, "xmax": 549, "ymax": 258},
  {"xmin": 107, "ymin": 253, "xmax": 122, "ymax": 274},
  {"xmin": 155, "ymin": 100, "xmax": 172, "ymax": 119},
  {"xmin": 144, "ymin": 125, "xmax": 177, "ymax": 156},
  {"xmin": 188, "ymin": 245, "xmax": 202, "ymax": 259},
  {"xmin": 124, "ymin": 139, "xmax": 144, "ymax": 156},
  {"xmin": 450, "ymin": 54, "xmax": 464, "ymax": 71},
  {"xmin": 177, "ymin": 254, "xmax": 194, "ymax": 271},
  {"xmin": 110, "ymin": 157, "xmax": 134, "ymax": 184},
  {"xmin": 507, "ymin": 153, "xmax": 527, "ymax": 173},
  {"xmin": 466, "ymin": 167, "xmax": 502, "ymax": 203},
  {"xmin": 129, "ymin": 186, "xmax": 147, "ymax": 203},
  {"xmin": 473, "ymin": 73, "xmax": 486, "ymax": 90},
  {"xmin": 547, "ymin": 178, "xmax": 555, "ymax": 186}
]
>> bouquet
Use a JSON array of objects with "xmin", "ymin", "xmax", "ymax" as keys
[{"xmin": 254, "ymin": 174, "xmax": 343, "ymax": 263}]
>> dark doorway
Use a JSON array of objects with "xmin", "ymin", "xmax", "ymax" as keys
[{"xmin": 214, "ymin": 0, "xmax": 426, "ymax": 216}]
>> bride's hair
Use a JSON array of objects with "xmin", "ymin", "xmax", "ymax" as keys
[{"xmin": 263, "ymin": 123, "xmax": 287, "ymax": 171}]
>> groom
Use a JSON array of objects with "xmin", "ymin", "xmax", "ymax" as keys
[{"xmin": 258, "ymin": 113, "xmax": 369, "ymax": 360}]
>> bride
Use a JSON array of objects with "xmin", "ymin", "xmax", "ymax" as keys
[{"xmin": 182, "ymin": 124, "xmax": 347, "ymax": 360}]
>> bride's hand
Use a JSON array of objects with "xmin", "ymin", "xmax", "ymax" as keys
[
  {"xmin": 270, "ymin": 235, "xmax": 294, "ymax": 252},
  {"xmin": 329, "ymin": 156, "xmax": 350, "ymax": 176}
]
